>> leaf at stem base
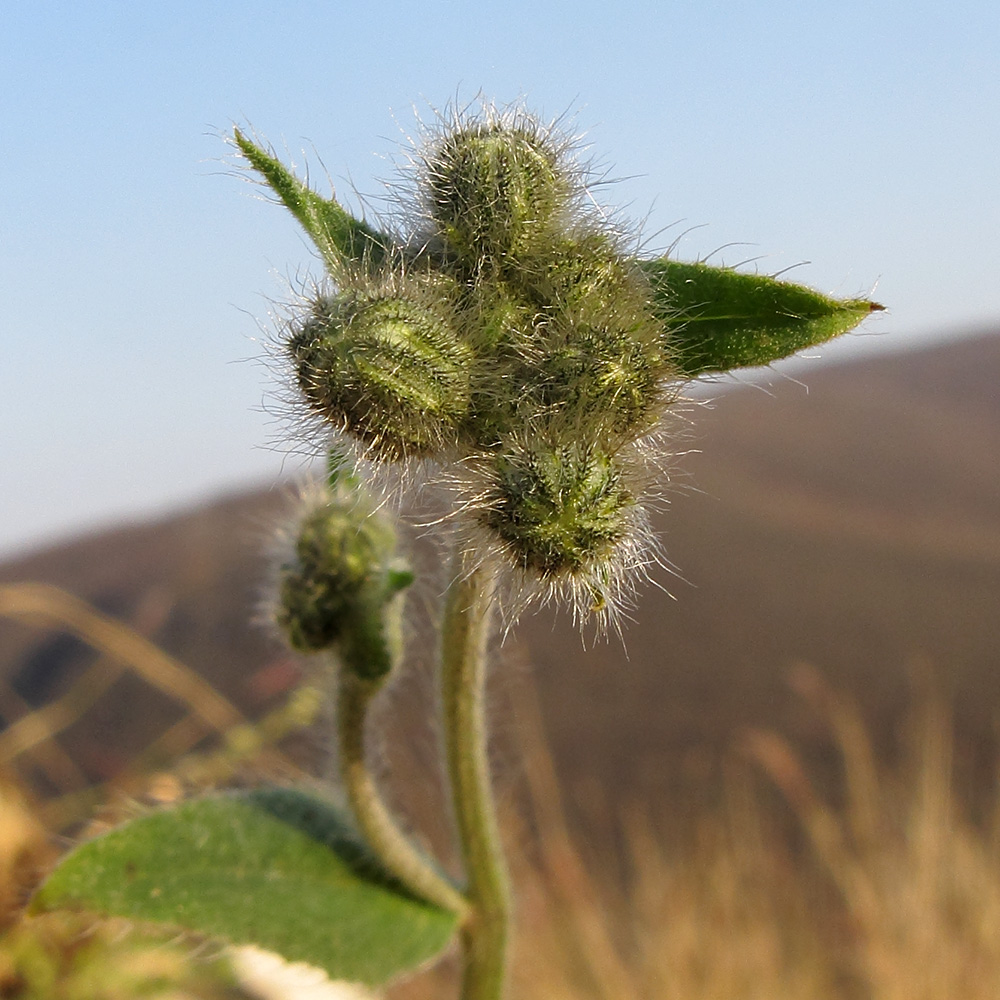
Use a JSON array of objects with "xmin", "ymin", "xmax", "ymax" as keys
[{"xmin": 32, "ymin": 787, "xmax": 458, "ymax": 988}]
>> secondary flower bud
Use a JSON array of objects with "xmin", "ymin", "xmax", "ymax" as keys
[{"xmin": 275, "ymin": 484, "xmax": 412, "ymax": 680}]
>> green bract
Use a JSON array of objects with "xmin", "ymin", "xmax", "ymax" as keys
[
  {"xmin": 233, "ymin": 129, "xmax": 387, "ymax": 272},
  {"xmin": 639, "ymin": 258, "xmax": 882, "ymax": 378}
]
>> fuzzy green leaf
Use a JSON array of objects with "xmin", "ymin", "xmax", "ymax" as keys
[
  {"xmin": 234, "ymin": 128, "xmax": 389, "ymax": 270},
  {"xmin": 32, "ymin": 788, "xmax": 458, "ymax": 987},
  {"xmin": 639, "ymin": 258, "xmax": 883, "ymax": 378}
]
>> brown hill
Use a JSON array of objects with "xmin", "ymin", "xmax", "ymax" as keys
[
  {"xmin": 2, "ymin": 330, "xmax": 998, "ymax": 825},
  {"xmin": 520, "ymin": 330, "xmax": 1000, "ymax": 818}
]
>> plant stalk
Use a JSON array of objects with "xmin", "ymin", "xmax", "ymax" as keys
[
  {"xmin": 337, "ymin": 666, "xmax": 469, "ymax": 919},
  {"xmin": 440, "ymin": 557, "xmax": 510, "ymax": 1000}
]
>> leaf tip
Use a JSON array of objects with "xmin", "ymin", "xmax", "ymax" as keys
[{"xmin": 232, "ymin": 126, "xmax": 251, "ymax": 153}]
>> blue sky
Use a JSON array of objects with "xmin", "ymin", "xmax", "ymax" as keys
[{"xmin": 2, "ymin": 1, "xmax": 998, "ymax": 559}]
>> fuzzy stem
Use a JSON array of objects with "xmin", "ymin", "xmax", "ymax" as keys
[
  {"xmin": 337, "ymin": 667, "xmax": 470, "ymax": 919},
  {"xmin": 440, "ymin": 556, "xmax": 510, "ymax": 1000}
]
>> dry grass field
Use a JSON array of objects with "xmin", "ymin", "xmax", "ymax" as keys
[{"xmin": 2, "ymin": 585, "xmax": 1000, "ymax": 998}]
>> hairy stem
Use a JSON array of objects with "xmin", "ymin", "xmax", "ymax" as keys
[
  {"xmin": 440, "ymin": 556, "xmax": 510, "ymax": 1000},
  {"xmin": 337, "ymin": 667, "xmax": 469, "ymax": 919}
]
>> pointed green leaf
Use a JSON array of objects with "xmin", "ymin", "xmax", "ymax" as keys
[
  {"xmin": 32, "ymin": 788, "xmax": 458, "ymax": 987},
  {"xmin": 638, "ymin": 258, "xmax": 883, "ymax": 378},
  {"xmin": 234, "ymin": 128, "xmax": 389, "ymax": 271}
]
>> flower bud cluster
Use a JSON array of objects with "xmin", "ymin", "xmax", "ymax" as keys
[{"xmin": 284, "ymin": 103, "xmax": 679, "ymax": 621}]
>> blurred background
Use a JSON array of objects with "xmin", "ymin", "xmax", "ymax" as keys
[
  {"xmin": 2, "ymin": 2, "xmax": 999, "ymax": 997},
  {"xmin": 2, "ymin": 0, "xmax": 999, "ymax": 558}
]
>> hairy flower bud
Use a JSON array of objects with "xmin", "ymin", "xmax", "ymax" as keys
[
  {"xmin": 479, "ymin": 439, "xmax": 635, "ymax": 578},
  {"xmin": 422, "ymin": 120, "xmax": 566, "ymax": 269},
  {"xmin": 289, "ymin": 292, "xmax": 473, "ymax": 461},
  {"xmin": 526, "ymin": 246, "xmax": 675, "ymax": 436}
]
